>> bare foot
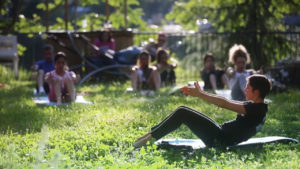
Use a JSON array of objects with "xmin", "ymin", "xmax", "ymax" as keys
[
  {"xmin": 133, "ymin": 133, "xmax": 153, "ymax": 148},
  {"xmin": 137, "ymin": 133, "xmax": 151, "ymax": 141},
  {"xmin": 0, "ymin": 83, "xmax": 7, "ymax": 87}
]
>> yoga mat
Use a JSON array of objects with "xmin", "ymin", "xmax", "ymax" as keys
[
  {"xmin": 155, "ymin": 136, "xmax": 298, "ymax": 150},
  {"xmin": 33, "ymin": 95, "xmax": 92, "ymax": 106}
]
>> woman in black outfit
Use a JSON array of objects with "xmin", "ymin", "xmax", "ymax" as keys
[{"xmin": 134, "ymin": 74, "xmax": 271, "ymax": 148}]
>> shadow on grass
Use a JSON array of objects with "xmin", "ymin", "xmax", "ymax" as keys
[
  {"xmin": 0, "ymin": 84, "xmax": 50, "ymax": 134},
  {"xmin": 157, "ymin": 142, "xmax": 299, "ymax": 166}
]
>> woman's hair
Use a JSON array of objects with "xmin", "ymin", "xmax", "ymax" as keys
[
  {"xmin": 156, "ymin": 48, "xmax": 169, "ymax": 63},
  {"xmin": 98, "ymin": 30, "xmax": 113, "ymax": 42},
  {"xmin": 228, "ymin": 44, "xmax": 251, "ymax": 64},
  {"xmin": 201, "ymin": 53, "xmax": 216, "ymax": 74},
  {"xmin": 137, "ymin": 51, "xmax": 151, "ymax": 67},
  {"xmin": 54, "ymin": 52, "xmax": 67, "ymax": 63},
  {"xmin": 203, "ymin": 52, "xmax": 214, "ymax": 63},
  {"xmin": 247, "ymin": 74, "xmax": 272, "ymax": 99}
]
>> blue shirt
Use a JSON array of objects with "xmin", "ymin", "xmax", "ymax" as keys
[{"xmin": 36, "ymin": 60, "xmax": 55, "ymax": 73}]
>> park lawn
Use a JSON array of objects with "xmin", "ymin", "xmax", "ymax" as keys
[{"xmin": 0, "ymin": 68, "xmax": 299, "ymax": 169}]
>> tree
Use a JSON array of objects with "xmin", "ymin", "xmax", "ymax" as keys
[
  {"xmin": 167, "ymin": 0, "xmax": 300, "ymax": 68},
  {"xmin": 108, "ymin": 0, "xmax": 146, "ymax": 30},
  {"xmin": 0, "ymin": 0, "xmax": 147, "ymax": 34},
  {"xmin": 138, "ymin": 0, "xmax": 176, "ymax": 25},
  {"xmin": 0, "ymin": 0, "xmax": 23, "ymax": 34}
]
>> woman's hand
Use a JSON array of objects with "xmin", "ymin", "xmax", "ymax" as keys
[
  {"xmin": 44, "ymin": 72, "xmax": 53, "ymax": 83},
  {"xmin": 226, "ymin": 67, "xmax": 235, "ymax": 79},
  {"xmin": 181, "ymin": 82, "xmax": 202, "ymax": 97}
]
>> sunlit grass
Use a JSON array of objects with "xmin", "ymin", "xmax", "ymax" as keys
[{"xmin": 0, "ymin": 67, "xmax": 299, "ymax": 168}]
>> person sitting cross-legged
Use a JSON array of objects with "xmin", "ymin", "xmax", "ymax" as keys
[
  {"xmin": 31, "ymin": 45, "xmax": 55, "ymax": 95},
  {"xmin": 155, "ymin": 48, "xmax": 177, "ymax": 87},
  {"xmin": 226, "ymin": 44, "xmax": 263, "ymax": 101},
  {"xmin": 201, "ymin": 53, "xmax": 229, "ymax": 92},
  {"xmin": 92, "ymin": 29, "xmax": 117, "ymax": 67},
  {"xmin": 45, "ymin": 52, "xmax": 80, "ymax": 105},
  {"xmin": 131, "ymin": 51, "xmax": 161, "ymax": 91},
  {"xmin": 134, "ymin": 74, "xmax": 271, "ymax": 148}
]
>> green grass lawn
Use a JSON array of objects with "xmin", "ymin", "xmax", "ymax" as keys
[{"xmin": 0, "ymin": 68, "xmax": 299, "ymax": 169}]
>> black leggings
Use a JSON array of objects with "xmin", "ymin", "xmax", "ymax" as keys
[{"xmin": 151, "ymin": 106, "xmax": 223, "ymax": 147}]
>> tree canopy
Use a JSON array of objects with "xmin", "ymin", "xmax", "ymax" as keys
[
  {"xmin": 0, "ymin": 0, "xmax": 148, "ymax": 34},
  {"xmin": 167, "ymin": 0, "xmax": 300, "ymax": 68}
]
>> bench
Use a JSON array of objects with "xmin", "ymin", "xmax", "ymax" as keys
[{"xmin": 0, "ymin": 36, "xmax": 19, "ymax": 78}]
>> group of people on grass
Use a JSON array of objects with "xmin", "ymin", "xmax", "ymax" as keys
[
  {"xmin": 32, "ymin": 31, "xmax": 177, "ymax": 103},
  {"xmin": 132, "ymin": 43, "xmax": 271, "ymax": 148},
  {"xmin": 31, "ymin": 45, "xmax": 79, "ymax": 105},
  {"xmin": 92, "ymin": 30, "xmax": 176, "ymax": 91},
  {"xmin": 32, "ymin": 32, "xmax": 272, "ymax": 149},
  {"xmin": 201, "ymin": 44, "xmax": 263, "ymax": 101}
]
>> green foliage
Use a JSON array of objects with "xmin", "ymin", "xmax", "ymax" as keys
[
  {"xmin": 0, "ymin": 65, "xmax": 30, "ymax": 83},
  {"xmin": 36, "ymin": 2, "xmax": 56, "ymax": 11},
  {"xmin": 167, "ymin": 0, "xmax": 300, "ymax": 68},
  {"xmin": 166, "ymin": 1, "xmax": 200, "ymax": 31},
  {"xmin": 0, "ymin": 0, "xmax": 148, "ymax": 34},
  {"xmin": 14, "ymin": 14, "xmax": 45, "ymax": 35},
  {"xmin": 76, "ymin": 13, "xmax": 105, "ymax": 31},
  {"xmin": 80, "ymin": 0, "xmax": 101, "ymax": 6},
  {"xmin": 50, "ymin": 17, "xmax": 73, "ymax": 31},
  {"xmin": 17, "ymin": 43, "xmax": 27, "ymax": 57},
  {"xmin": 109, "ymin": 0, "xmax": 147, "ymax": 30},
  {"xmin": 0, "ymin": 69, "xmax": 300, "ymax": 168}
]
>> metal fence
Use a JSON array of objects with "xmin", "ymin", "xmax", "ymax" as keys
[
  {"xmin": 16, "ymin": 31, "xmax": 300, "ymax": 84},
  {"xmin": 134, "ymin": 31, "xmax": 300, "ymax": 83}
]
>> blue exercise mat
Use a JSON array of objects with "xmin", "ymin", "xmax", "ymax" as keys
[
  {"xmin": 33, "ymin": 95, "xmax": 92, "ymax": 106},
  {"xmin": 155, "ymin": 136, "xmax": 298, "ymax": 150}
]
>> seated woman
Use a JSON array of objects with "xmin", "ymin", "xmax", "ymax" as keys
[
  {"xmin": 155, "ymin": 49, "xmax": 177, "ymax": 87},
  {"xmin": 201, "ymin": 53, "xmax": 229, "ymax": 92},
  {"xmin": 92, "ymin": 30, "xmax": 117, "ymax": 67},
  {"xmin": 226, "ymin": 44, "xmax": 259, "ymax": 101},
  {"xmin": 131, "ymin": 51, "xmax": 161, "ymax": 91},
  {"xmin": 134, "ymin": 74, "xmax": 272, "ymax": 148},
  {"xmin": 45, "ymin": 52, "xmax": 80, "ymax": 105}
]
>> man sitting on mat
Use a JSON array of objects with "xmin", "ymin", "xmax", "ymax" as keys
[
  {"xmin": 31, "ymin": 45, "xmax": 55, "ymax": 95},
  {"xmin": 134, "ymin": 74, "xmax": 271, "ymax": 148}
]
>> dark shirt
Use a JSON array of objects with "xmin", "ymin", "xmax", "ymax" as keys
[
  {"xmin": 220, "ymin": 101, "xmax": 268, "ymax": 145},
  {"xmin": 201, "ymin": 69, "xmax": 225, "ymax": 90},
  {"xmin": 36, "ymin": 60, "xmax": 55, "ymax": 73}
]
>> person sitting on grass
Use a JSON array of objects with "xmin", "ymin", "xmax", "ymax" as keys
[
  {"xmin": 201, "ymin": 53, "xmax": 229, "ymax": 92},
  {"xmin": 131, "ymin": 51, "xmax": 161, "ymax": 91},
  {"xmin": 155, "ymin": 48, "xmax": 177, "ymax": 87},
  {"xmin": 134, "ymin": 74, "xmax": 271, "ymax": 148},
  {"xmin": 92, "ymin": 29, "xmax": 117, "ymax": 67},
  {"xmin": 226, "ymin": 44, "xmax": 263, "ymax": 101},
  {"xmin": 45, "ymin": 52, "xmax": 80, "ymax": 105},
  {"xmin": 31, "ymin": 45, "xmax": 55, "ymax": 95}
]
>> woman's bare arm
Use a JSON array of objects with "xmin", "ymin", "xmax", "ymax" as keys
[
  {"xmin": 44, "ymin": 72, "xmax": 52, "ymax": 83},
  {"xmin": 181, "ymin": 82, "xmax": 246, "ymax": 115}
]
